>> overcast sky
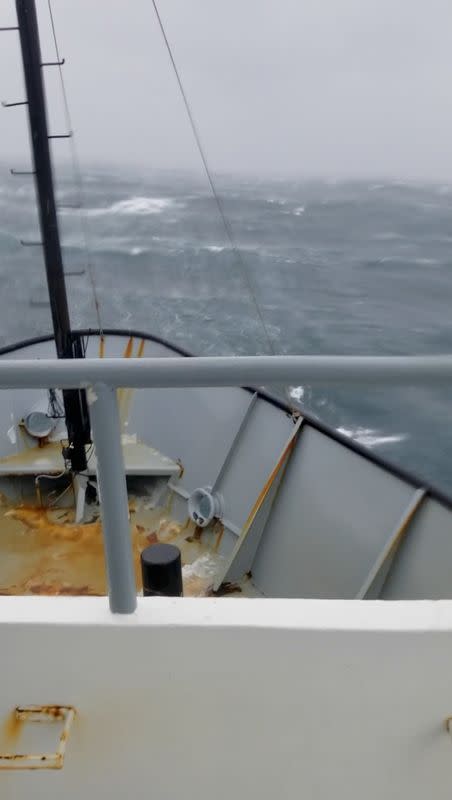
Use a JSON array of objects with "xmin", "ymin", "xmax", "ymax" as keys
[{"xmin": 1, "ymin": 0, "xmax": 452, "ymax": 179}]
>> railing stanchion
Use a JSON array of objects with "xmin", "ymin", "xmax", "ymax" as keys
[{"xmin": 89, "ymin": 382, "xmax": 136, "ymax": 613}]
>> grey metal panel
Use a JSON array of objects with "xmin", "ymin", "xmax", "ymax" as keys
[
  {"xmin": 215, "ymin": 419, "xmax": 302, "ymax": 589},
  {"xmin": 0, "ymin": 387, "xmax": 50, "ymax": 459},
  {"xmin": 0, "ymin": 338, "xmax": 59, "ymax": 459},
  {"xmin": 131, "ymin": 386, "xmax": 251, "ymax": 495},
  {"xmin": 83, "ymin": 335, "xmax": 178, "ymax": 360},
  {"xmin": 130, "ymin": 386, "xmax": 292, "ymax": 531},
  {"xmin": 382, "ymin": 498, "xmax": 452, "ymax": 598},
  {"xmin": 0, "ymin": 335, "xmax": 177, "ymax": 462},
  {"xmin": 215, "ymin": 398, "xmax": 294, "ymax": 528},
  {"xmin": 252, "ymin": 425, "xmax": 414, "ymax": 598}
]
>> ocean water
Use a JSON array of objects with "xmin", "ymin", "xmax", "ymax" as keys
[{"xmin": 1, "ymin": 164, "xmax": 452, "ymax": 494}]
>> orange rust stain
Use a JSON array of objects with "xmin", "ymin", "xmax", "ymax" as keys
[
  {"xmin": 99, "ymin": 336, "xmax": 105, "ymax": 358},
  {"xmin": 1, "ymin": 711, "xmax": 22, "ymax": 745},
  {"xmin": 210, "ymin": 582, "xmax": 243, "ymax": 597},
  {"xmin": 0, "ymin": 497, "xmax": 233, "ymax": 598},
  {"xmin": 237, "ymin": 428, "xmax": 300, "ymax": 543},
  {"xmin": 0, "ymin": 440, "xmax": 65, "ymax": 468},
  {"xmin": 213, "ymin": 521, "xmax": 224, "ymax": 553},
  {"xmin": 0, "ymin": 504, "xmax": 150, "ymax": 597},
  {"xmin": 27, "ymin": 583, "xmax": 97, "ymax": 596},
  {"xmin": 136, "ymin": 339, "xmax": 145, "ymax": 358},
  {"xmin": 185, "ymin": 526, "xmax": 203, "ymax": 544},
  {"xmin": 6, "ymin": 507, "xmax": 102, "ymax": 543},
  {"xmin": 36, "ymin": 706, "xmax": 64, "ymax": 719},
  {"xmin": 123, "ymin": 337, "xmax": 134, "ymax": 358}
]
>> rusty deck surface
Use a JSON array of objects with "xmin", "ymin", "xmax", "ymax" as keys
[{"xmin": 0, "ymin": 492, "xmax": 260, "ymax": 598}]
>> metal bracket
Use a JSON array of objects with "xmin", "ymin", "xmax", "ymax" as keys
[
  {"xmin": 213, "ymin": 416, "xmax": 304, "ymax": 590},
  {"xmin": 211, "ymin": 392, "xmax": 258, "ymax": 493},
  {"xmin": 0, "ymin": 705, "xmax": 76, "ymax": 770},
  {"xmin": 356, "ymin": 488, "xmax": 427, "ymax": 599}
]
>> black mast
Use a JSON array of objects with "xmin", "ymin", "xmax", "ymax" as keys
[{"xmin": 15, "ymin": 0, "xmax": 89, "ymax": 472}]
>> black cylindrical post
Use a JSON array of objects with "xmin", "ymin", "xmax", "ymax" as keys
[
  {"xmin": 141, "ymin": 544, "xmax": 183, "ymax": 597},
  {"xmin": 15, "ymin": 0, "xmax": 89, "ymax": 471}
]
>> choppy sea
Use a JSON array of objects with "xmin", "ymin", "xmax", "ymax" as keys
[{"xmin": 1, "ymin": 163, "xmax": 452, "ymax": 493}]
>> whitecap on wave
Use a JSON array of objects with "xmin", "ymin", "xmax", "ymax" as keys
[
  {"xmin": 372, "ymin": 231, "xmax": 404, "ymax": 241},
  {"xmin": 267, "ymin": 197, "xmax": 287, "ymax": 205},
  {"xmin": 413, "ymin": 257, "xmax": 440, "ymax": 265},
  {"xmin": 337, "ymin": 426, "xmax": 407, "ymax": 448},
  {"xmin": 83, "ymin": 196, "xmax": 175, "ymax": 217},
  {"xmin": 288, "ymin": 385, "xmax": 304, "ymax": 402}
]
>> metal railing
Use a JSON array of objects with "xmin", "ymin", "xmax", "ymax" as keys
[
  {"xmin": 0, "ymin": 354, "xmax": 451, "ymax": 388},
  {"xmin": 1, "ymin": 353, "xmax": 452, "ymax": 613}
]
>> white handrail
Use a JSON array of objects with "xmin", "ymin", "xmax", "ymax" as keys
[{"xmin": 0, "ymin": 354, "xmax": 450, "ymax": 389}]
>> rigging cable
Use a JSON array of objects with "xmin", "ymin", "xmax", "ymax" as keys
[
  {"xmin": 151, "ymin": 0, "xmax": 276, "ymax": 356},
  {"xmin": 47, "ymin": 0, "xmax": 103, "ymax": 338}
]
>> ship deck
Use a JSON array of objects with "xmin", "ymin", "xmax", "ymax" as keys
[{"xmin": 0, "ymin": 482, "xmax": 262, "ymax": 598}]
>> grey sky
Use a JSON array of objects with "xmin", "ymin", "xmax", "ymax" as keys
[{"xmin": 1, "ymin": 0, "xmax": 452, "ymax": 179}]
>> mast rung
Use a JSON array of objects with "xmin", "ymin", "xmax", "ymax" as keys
[
  {"xmin": 58, "ymin": 202, "xmax": 81, "ymax": 209},
  {"xmin": 0, "ymin": 26, "xmax": 18, "ymax": 31},
  {"xmin": 29, "ymin": 299, "xmax": 49, "ymax": 307},
  {"xmin": 20, "ymin": 239, "xmax": 42, "ymax": 246},
  {"xmin": 10, "ymin": 168, "xmax": 35, "ymax": 176},
  {"xmin": 41, "ymin": 58, "xmax": 65, "ymax": 66},
  {"xmin": 2, "ymin": 100, "xmax": 28, "ymax": 107},
  {"xmin": 65, "ymin": 269, "xmax": 86, "ymax": 276},
  {"xmin": 48, "ymin": 132, "xmax": 72, "ymax": 139}
]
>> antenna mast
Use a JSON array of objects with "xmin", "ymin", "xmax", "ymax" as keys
[{"xmin": 15, "ymin": 0, "xmax": 89, "ymax": 471}]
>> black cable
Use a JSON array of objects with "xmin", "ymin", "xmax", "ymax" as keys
[{"xmin": 151, "ymin": 0, "xmax": 276, "ymax": 355}]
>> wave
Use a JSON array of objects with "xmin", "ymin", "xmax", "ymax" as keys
[
  {"xmin": 413, "ymin": 257, "xmax": 440, "ymax": 265},
  {"xmin": 130, "ymin": 246, "xmax": 148, "ymax": 256},
  {"xmin": 84, "ymin": 196, "xmax": 175, "ymax": 217},
  {"xmin": 266, "ymin": 197, "xmax": 287, "ymax": 205},
  {"xmin": 372, "ymin": 232, "xmax": 405, "ymax": 241},
  {"xmin": 337, "ymin": 426, "xmax": 407, "ymax": 448},
  {"xmin": 204, "ymin": 245, "xmax": 225, "ymax": 253},
  {"xmin": 288, "ymin": 385, "xmax": 304, "ymax": 402},
  {"xmin": 293, "ymin": 206, "xmax": 305, "ymax": 216}
]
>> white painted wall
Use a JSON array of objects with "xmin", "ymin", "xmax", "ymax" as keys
[{"xmin": 1, "ymin": 596, "xmax": 452, "ymax": 799}]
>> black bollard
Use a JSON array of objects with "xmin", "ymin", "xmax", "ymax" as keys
[{"xmin": 141, "ymin": 543, "xmax": 183, "ymax": 597}]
